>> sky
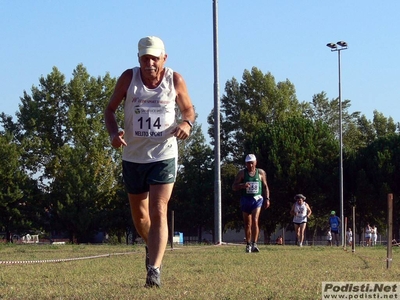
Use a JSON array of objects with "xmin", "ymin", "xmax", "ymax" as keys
[{"xmin": 1, "ymin": 1, "xmax": 399, "ymax": 141}]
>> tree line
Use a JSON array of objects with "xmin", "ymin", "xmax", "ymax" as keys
[{"xmin": 0, "ymin": 65, "xmax": 399, "ymax": 243}]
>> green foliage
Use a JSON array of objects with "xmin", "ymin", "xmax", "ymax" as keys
[
  {"xmin": 212, "ymin": 67, "xmax": 400, "ymax": 239},
  {"xmin": 249, "ymin": 117, "xmax": 339, "ymax": 234},
  {"xmin": 347, "ymin": 134, "xmax": 400, "ymax": 235},
  {"xmin": 209, "ymin": 67, "xmax": 302, "ymax": 163},
  {"xmin": 221, "ymin": 163, "xmax": 243, "ymax": 232},
  {"xmin": 0, "ymin": 64, "xmax": 123, "ymax": 243},
  {"xmin": 172, "ymin": 122, "xmax": 214, "ymax": 240},
  {"xmin": 0, "ymin": 133, "xmax": 35, "ymax": 239}
]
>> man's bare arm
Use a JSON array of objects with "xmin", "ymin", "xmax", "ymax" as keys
[{"xmin": 232, "ymin": 170, "xmax": 247, "ymax": 191}]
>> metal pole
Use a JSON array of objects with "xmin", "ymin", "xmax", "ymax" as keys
[
  {"xmin": 344, "ymin": 216, "xmax": 347, "ymax": 250},
  {"xmin": 387, "ymin": 194, "xmax": 393, "ymax": 269},
  {"xmin": 352, "ymin": 205, "xmax": 356, "ymax": 253},
  {"xmin": 213, "ymin": 0, "xmax": 222, "ymax": 244},
  {"xmin": 338, "ymin": 50, "xmax": 344, "ymax": 247},
  {"xmin": 327, "ymin": 42, "xmax": 347, "ymax": 247},
  {"xmin": 170, "ymin": 210, "xmax": 174, "ymax": 249}
]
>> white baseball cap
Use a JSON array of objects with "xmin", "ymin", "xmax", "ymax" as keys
[
  {"xmin": 138, "ymin": 36, "xmax": 165, "ymax": 57},
  {"xmin": 245, "ymin": 154, "xmax": 256, "ymax": 162},
  {"xmin": 294, "ymin": 194, "xmax": 306, "ymax": 200}
]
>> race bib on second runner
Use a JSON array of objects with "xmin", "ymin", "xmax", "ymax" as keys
[{"xmin": 246, "ymin": 181, "xmax": 259, "ymax": 194}]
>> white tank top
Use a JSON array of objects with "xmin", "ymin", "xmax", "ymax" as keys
[
  {"xmin": 293, "ymin": 202, "xmax": 308, "ymax": 223},
  {"xmin": 122, "ymin": 67, "xmax": 177, "ymax": 163}
]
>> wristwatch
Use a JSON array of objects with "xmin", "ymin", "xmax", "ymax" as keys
[{"xmin": 183, "ymin": 119, "xmax": 193, "ymax": 128}]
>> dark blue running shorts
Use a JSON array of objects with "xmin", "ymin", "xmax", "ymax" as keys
[
  {"xmin": 122, "ymin": 158, "xmax": 176, "ymax": 194},
  {"xmin": 240, "ymin": 195, "xmax": 264, "ymax": 214}
]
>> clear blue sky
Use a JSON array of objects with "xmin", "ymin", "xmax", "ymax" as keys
[{"xmin": 1, "ymin": 1, "xmax": 399, "ymax": 139}]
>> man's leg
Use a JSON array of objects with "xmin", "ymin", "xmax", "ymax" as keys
[
  {"xmin": 243, "ymin": 212, "xmax": 252, "ymax": 252},
  {"xmin": 250, "ymin": 207, "xmax": 262, "ymax": 252},
  {"xmin": 129, "ymin": 192, "xmax": 150, "ymax": 244},
  {"xmin": 147, "ymin": 183, "xmax": 174, "ymax": 268},
  {"xmin": 243, "ymin": 212, "xmax": 251, "ymax": 243},
  {"xmin": 334, "ymin": 233, "xmax": 339, "ymax": 246},
  {"xmin": 128, "ymin": 192, "xmax": 151, "ymax": 272},
  {"xmin": 294, "ymin": 224, "xmax": 300, "ymax": 245},
  {"xmin": 299, "ymin": 223, "xmax": 306, "ymax": 245},
  {"xmin": 251, "ymin": 207, "xmax": 262, "ymax": 243}
]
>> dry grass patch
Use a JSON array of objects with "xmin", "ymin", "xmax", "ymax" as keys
[{"xmin": 1, "ymin": 243, "xmax": 399, "ymax": 299}]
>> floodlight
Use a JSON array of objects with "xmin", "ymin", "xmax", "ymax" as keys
[{"xmin": 326, "ymin": 43, "xmax": 337, "ymax": 49}]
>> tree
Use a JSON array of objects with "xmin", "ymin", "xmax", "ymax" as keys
[
  {"xmin": 348, "ymin": 134, "xmax": 400, "ymax": 238},
  {"xmin": 303, "ymin": 92, "xmax": 363, "ymax": 152},
  {"xmin": 372, "ymin": 110, "xmax": 398, "ymax": 137},
  {"xmin": 0, "ymin": 133, "xmax": 30, "ymax": 241},
  {"xmin": 210, "ymin": 68, "xmax": 344, "ymax": 239},
  {"xmin": 249, "ymin": 117, "xmax": 339, "ymax": 237},
  {"xmin": 221, "ymin": 163, "xmax": 243, "ymax": 233},
  {"xmin": 171, "ymin": 122, "xmax": 214, "ymax": 242},
  {"xmin": 16, "ymin": 67, "xmax": 69, "ymax": 181},
  {"xmin": 4, "ymin": 64, "xmax": 121, "ymax": 242},
  {"xmin": 208, "ymin": 67, "xmax": 302, "ymax": 163}
]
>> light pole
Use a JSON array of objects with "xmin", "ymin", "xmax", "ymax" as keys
[
  {"xmin": 326, "ymin": 41, "xmax": 348, "ymax": 247},
  {"xmin": 213, "ymin": 0, "xmax": 222, "ymax": 244}
]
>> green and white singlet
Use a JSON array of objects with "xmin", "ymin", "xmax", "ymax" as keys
[{"xmin": 242, "ymin": 169, "xmax": 262, "ymax": 199}]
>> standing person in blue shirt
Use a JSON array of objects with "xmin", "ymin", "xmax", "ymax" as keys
[
  {"xmin": 104, "ymin": 36, "xmax": 195, "ymax": 288},
  {"xmin": 290, "ymin": 194, "xmax": 312, "ymax": 247},
  {"xmin": 329, "ymin": 211, "xmax": 341, "ymax": 246},
  {"xmin": 232, "ymin": 154, "xmax": 270, "ymax": 253}
]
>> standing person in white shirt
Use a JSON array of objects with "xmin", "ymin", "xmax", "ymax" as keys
[
  {"xmin": 327, "ymin": 228, "xmax": 332, "ymax": 246},
  {"xmin": 346, "ymin": 228, "xmax": 353, "ymax": 247},
  {"xmin": 371, "ymin": 225, "xmax": 378, "ymax": 246}
]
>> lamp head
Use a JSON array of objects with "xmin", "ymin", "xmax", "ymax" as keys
[
  {"xmin": 326, "ymin": 43, "xmax": 337, "ymax": 49},
  {"xmin": 337, "ymin": 41, "xmax": 348, "ymax": 48}
]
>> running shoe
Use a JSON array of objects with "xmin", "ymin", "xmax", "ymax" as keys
[
  {"xmin": 145, "ymin": 266, "xmax": 161, "ymax": 288},
  {"xmin": 251, "ymin": 242, "xmax": 260, "ymax": 252},
  {"xmin": 245, "ymin": 244, "xmax": 252, "ymax": 253}
]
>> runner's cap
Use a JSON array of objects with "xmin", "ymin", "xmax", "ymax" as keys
[
  {"xmin": 245, "ymin": 154, "xmax": 256, "ymax": 162},
  {"xmin": 138, "ymin": 36, "xmax": 165, "ymax": 57}
]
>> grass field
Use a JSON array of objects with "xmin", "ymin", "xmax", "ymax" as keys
[{"xmin": 1, "ymin": 243, "xmax": 399, "ymax": 299}]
